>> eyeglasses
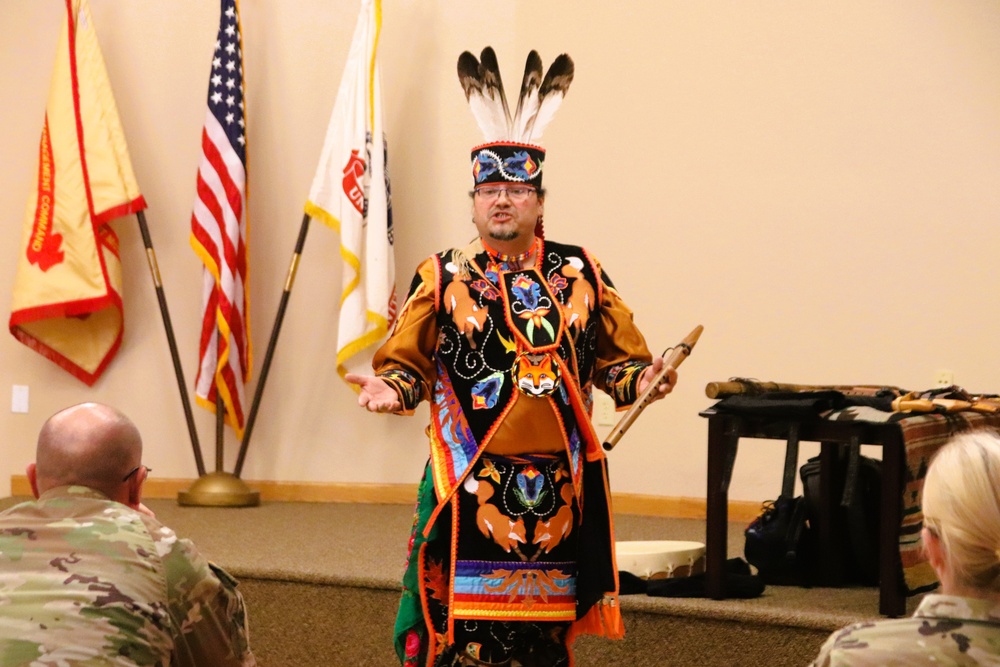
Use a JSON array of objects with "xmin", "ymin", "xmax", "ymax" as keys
[
  {"xmin": 122, "ymin": 465, "xmax": 151, "ymax": 482},
  {"xmin": 474, "ymin": 186, "xmax": 537, "ymax": 202}
]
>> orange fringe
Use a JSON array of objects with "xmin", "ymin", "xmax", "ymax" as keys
[{"xmin": 568, "ymin": 595, "xmax": 625, "ymax": 643}]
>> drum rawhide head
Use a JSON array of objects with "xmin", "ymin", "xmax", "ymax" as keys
[{"xmin": 615, "ymin": 540, "xmax": 707, "ymax": 580}]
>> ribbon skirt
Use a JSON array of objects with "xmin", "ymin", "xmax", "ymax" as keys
[{"xmin": 423, "ymin": 452, "xmax": 580, "ymax": 666}]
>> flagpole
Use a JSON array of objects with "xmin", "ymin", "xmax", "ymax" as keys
[
  {"xmin": 136, "ymin": 210, "xmax": 206, "ymax": 476},
  {"xmin": 233, "ymin": 213, "xmax": 312, "ymax": 478},
  {"xmin": 177, "ymin": 341, "xmax": 259, "ymax": 508},
  {"xmin": 215, "ymin": 391, "xmax": 225, "ymax": 472},
  {"xmin": 178, "ymin": 0, "xmax": 258, "ymax": 508}
]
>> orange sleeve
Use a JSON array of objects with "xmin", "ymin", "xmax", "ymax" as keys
[
  {"xmin": 372, "ymin": 257, "xmax": 440, "ymax": 409},
  {"xmin": 590, "ymin": 256, "xmax": 654, "ymax": 407}
]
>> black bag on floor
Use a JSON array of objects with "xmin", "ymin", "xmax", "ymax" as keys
[
  {"xmin": 744, "ymin": 494, "xmax": 811, "ymax": 585},
  {"xmin": 800, "ymin": 447, "xmax": 882, "ymax": 586},
  {"xmin": 745, "ymin": 440, "xmax": 882, "ymax": 587}
]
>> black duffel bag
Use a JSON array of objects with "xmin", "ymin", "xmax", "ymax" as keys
[{"xmin": 744, "ymin": 494, "xmax": 811, "ymax": 585}]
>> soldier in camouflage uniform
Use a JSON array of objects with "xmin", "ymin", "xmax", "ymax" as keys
[
  {"xmin": 0, "ymin": 402, "xmax": 256, "ymax": 667},
  {"xmin": 811, "ymin": 430, "xmax": 1000, "ymax": 666}
]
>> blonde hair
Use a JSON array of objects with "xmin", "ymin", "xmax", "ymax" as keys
[{"xmin": 921, "ymin": 429, "xmax": 1000, "ymax": 592}]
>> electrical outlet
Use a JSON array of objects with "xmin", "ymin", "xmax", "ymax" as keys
[
  {"xmin": 594, "ymin": 392, "xmax": 616, "ymax": 427},
  {"xmin": 12, "ymin": 385, "xmax": 29, "ymax": 413},
  {"xmin": 934, "ymin": 369, "xmax": 954, "ymax": 388}
]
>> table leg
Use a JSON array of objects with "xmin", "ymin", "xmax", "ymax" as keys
[
  {"xmin": 879, "ymin": 429, "xmax": 906, "ymax": 617},
  {"xmin": 816, "ymin": 441, "xmax": 842, "ymax": 585},
  {"xmin": 706, "ymin": 415, "xmax": 738, "ymax": 599}
]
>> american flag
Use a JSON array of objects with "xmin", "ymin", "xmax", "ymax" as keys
[{"xmin": 189, "ymin": 0, "xmax": 251, "ymax": 438}]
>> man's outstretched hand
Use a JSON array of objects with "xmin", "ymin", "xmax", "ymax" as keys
[{"xmin": 344, "ymin": 373, "xmax": 402, "ymax": 413}]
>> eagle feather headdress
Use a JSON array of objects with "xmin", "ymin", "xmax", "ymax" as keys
[
  {"xmin": 459, "ymin": 47, "xmax": 574, "ymax": 191},
  {"xmin": 457, "ymin": 47, "xmax": 574, "ymax": 144}
]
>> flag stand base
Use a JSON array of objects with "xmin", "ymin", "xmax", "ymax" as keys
[{"xmin": 177, "ymin": 471, "xmax": 260, "ymax": 507}]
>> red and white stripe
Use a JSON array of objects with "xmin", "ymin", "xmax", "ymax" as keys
[{"xmin": 191, "ymin": 110, "xmax": 250, "ymax": 436}]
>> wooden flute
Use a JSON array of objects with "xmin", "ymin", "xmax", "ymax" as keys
[
  {"xmin": 602, "ymin": 324, "xmax": 703, "ymax": 452},
  {"xmin": 704, "ymin": 381, "xmax": 899, "ymax": 399}
]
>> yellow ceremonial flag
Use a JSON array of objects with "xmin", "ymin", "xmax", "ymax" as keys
[{"xmin": 9, "ymin": 0, "xmax": 146, "ymax": 385}]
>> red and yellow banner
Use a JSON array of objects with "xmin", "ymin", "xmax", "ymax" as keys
[{"xmin": 9, "ymin": 0, "xmax": 146, "ymax": 385}]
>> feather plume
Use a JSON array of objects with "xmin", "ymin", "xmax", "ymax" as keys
[
  {"xmin": 456, "ymin": 48, "xmax": 510, "ymax": 142},
  {"xmin": 458, "ymin": 48, "xmax": 574, "ymax": 143},
  {"xmin": 456, "ymin": 51, "xmax": 481, "ymax": 98},
  {"xmin": 512, "ymin": 51, "xmax": 543, "ymax": 143},
  {"xmin": 523, "ymin": 54, "xmax": 574, "ymax": 142},
  {"xmin": 477, "ymin": 48, "xmax": 511, "ymax": 132}
]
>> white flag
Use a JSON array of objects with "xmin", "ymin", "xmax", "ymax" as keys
[{"xmin": 304, "ymin": 0, "xmax": 395, "ymax": 381}]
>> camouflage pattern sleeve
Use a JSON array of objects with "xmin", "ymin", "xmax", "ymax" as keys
[
  {"xmin": 147, "ymin": 518, "xmax": 257, "ymax": 667},
  {"xmin": 0, "ymin": 491, "xmax": 176, "ymax": 666},
  {"xmin": 810, "ymin": 594, "xmax": 1000, "ymax": 666},
  {"xmin": 0, "ymin": 488, "xmax": 256, "ymax": 666}
]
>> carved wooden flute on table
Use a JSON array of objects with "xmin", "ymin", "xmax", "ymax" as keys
[
  {"xmin": 602, "ymin": 324, "xmax": 703, "ymax": 452},
  {"xmin": 704, "ymin": 380, "xmax": 1000, "ymax": 413},
  {"xmin": 704, "ymin": 380, "xmax": 899, "ymax": 399}
]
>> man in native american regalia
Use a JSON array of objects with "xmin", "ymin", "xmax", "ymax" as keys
[{"xmin": 347, "ymin": 47, "xmax": 678, "ymax": 667}]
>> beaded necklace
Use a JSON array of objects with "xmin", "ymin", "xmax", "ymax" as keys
[{"xmin": 482, "ymin": 237, "xmax": 539, "ymax": 272}]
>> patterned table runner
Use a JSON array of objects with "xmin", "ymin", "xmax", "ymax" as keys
[{"xmin": 827, "ymin": 407, "xmax": 1000, "ymax": 593}]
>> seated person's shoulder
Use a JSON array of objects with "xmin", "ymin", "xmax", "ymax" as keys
[{"xmin": 814, "ymin": 607, "xmax": 1000, "ymax": 666}]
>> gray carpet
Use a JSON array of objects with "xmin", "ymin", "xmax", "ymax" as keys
[
  {"xmin": 0, "ymin": 496, "xmax": 921, "ymax": 666},
  {"xmin": 137, "ymin": 500, "xmax": 917, "ymax": 628}
]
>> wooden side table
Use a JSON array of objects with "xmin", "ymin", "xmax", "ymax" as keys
[{"xmin": 701, "ymin": 408, "xmax": 907, "ymax": 616}]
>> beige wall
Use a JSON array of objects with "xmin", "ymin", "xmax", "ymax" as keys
[{"xmin": 2, "ymin": 1, "xmax": 998, "ymax": 503}]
